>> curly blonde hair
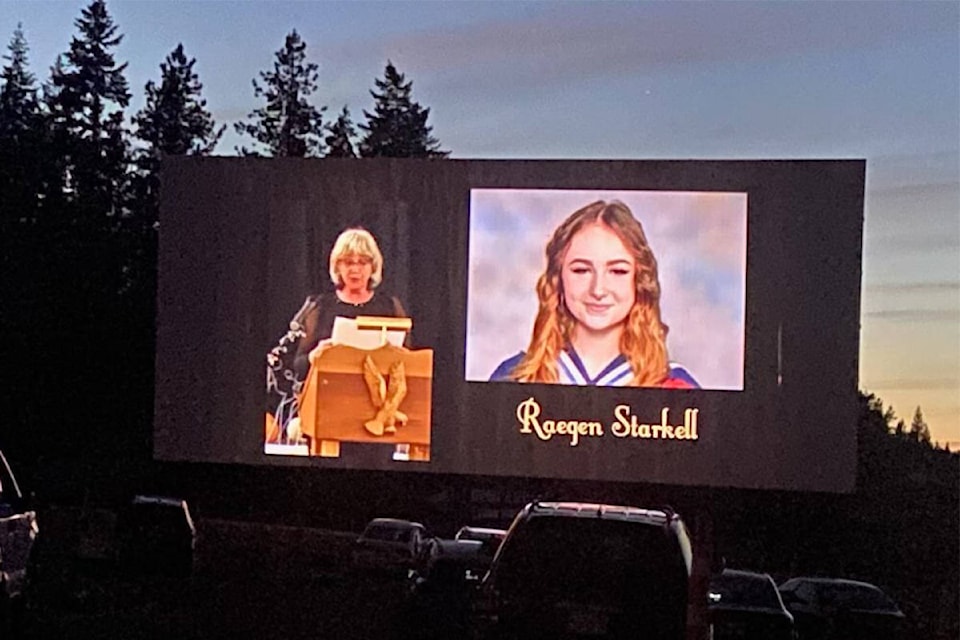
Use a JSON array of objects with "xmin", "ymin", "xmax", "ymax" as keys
[{"xmin": 510, "ymin": 200, "xmax": 671, "ymax": 386}]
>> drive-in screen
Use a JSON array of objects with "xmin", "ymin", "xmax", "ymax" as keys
[{"xmin": 155, "ymin": 158, "xmax": 863, "ymax": 492}]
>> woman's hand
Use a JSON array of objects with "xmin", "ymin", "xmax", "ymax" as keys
[{"xmin": 308, "ymin": 338, "xmax": 335, "ymax": 364}]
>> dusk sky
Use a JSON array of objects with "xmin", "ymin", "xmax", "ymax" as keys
[{"xmin": 2, "ymin": 1, "xmax": 957, "ymax": 446}]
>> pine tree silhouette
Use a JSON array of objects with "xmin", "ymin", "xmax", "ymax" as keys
[
  {"xmin": 359, "ymin": 61, "xmax": 448, "ymax": 158},
  {"xmin": 234, "ymin": 30, "xmax": 326, "ymax": 157}
]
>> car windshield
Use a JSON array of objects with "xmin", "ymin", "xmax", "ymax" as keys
[
  {"xmin": 710, "ymin": 574, "xmax": 781, "ymax": 609},
  {"xmin": 364, "ymin": 523, "xmax": 414, "ymax": 542},
  {"xmin": 493, "ymin": 517, "xmax": 687, "ymax": 605}
]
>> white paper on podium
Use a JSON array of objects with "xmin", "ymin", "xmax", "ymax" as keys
[{"xmin": 331, "ymin": 316, "xmax": 406, "ymax": 350}]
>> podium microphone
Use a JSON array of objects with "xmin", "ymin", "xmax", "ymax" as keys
[{"xmin": 289, "ymin": 295, "xmax": 319, "ymax": 332}]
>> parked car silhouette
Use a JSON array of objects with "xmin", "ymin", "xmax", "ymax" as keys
[
  {"xmin": 708, "ymin": 569, "xmax": 795, "ymax": 640},
  {"xmin": 351, "ymin": 518, "xmax": 429, "ymax": 576},
  {"xmin": 116, "ymin": 495, "xmax": 196, "ymax": 578},
  {"xmin": 778, "ymin": 577, "xmax": 904, "ymax": 640},
  {"xmin": 476, "ymin": 501, "xmax": 692, "ymax": 640},
  {"xmin": 402, "ymin": 538, "xmax": 490, "ymax": 639},
  {"xmin": 0, "ymin": 448, "xmax": 39, "ymax": 635}
]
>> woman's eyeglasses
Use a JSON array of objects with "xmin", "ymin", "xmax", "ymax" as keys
[{"xmin": 339, "ymin": 256, "xmax": 373, "ymax": 268}]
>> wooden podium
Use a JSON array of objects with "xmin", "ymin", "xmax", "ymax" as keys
[{"xmin": 297, "ymin": 320, "xmax": 433, "ymax": 461}]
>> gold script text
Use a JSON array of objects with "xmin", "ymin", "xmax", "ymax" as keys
[
  {"xmin": 611, "ymin": 406, "xmax": 699, "ymax": 440},
  {"xmin": 516, "ymin": 397, "xmax": 604, "ymax": 446}
]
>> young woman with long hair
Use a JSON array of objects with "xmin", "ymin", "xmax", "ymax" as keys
[{"xmin": 490, "ymin": 200, "xmax": 698, "ymax": 388}]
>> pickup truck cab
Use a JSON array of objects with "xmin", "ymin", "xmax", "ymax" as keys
[{"xmin": 478, "ymin": 501, "xmax": 692, "ymax": 640}]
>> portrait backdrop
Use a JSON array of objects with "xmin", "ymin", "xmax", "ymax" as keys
[{"xmin": 465, "ymin": 189, "xmax": 747, "ymax": 389}]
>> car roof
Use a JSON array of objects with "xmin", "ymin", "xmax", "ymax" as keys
[
  {"xmin": 494, "ymin": 501, "xmax": 693, "ymax": 579},
  {"xmin": 718, "ymin": 569, "xmax": 775, "ymax": 581},
  {"xmin": 457, "ymin": 526, "xmax": 506, "ymax": 536},
  {"xmin": 527, "ymin": 501, "xmax": 672, "ymax": 526},
  {"xmin": 781, "ymin": 577, "xmax": 884, "ymax": 590},
  {"xmin": 434, "ymin": 538, "xmax": 484, "ymax": 555},
  {"xmin": 132, "ymin": 495, "xmax": 189, "ymax": 508},
  {"xmin": 366, "ymin": 517, "xmax": 424, "ymax": 529},
  {"xmin": 130, "ymin": 495, "xmax": 196, "ymax": 531}
]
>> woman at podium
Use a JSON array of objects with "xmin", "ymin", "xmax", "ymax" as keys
[{"xmin": 292, "ymin": 227, "xmax": 407, "ymax": 379}]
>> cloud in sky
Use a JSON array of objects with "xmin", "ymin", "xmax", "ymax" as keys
[
  {"xmin": 866, "ymin": 234, "xmax": 959, "ymax": 255},
  {"xmin": 865, "ymin": 282, "xmax": 960, "ymax": 295},
  {"xmin": 866, "ymin": 378, "xmax": 959, "ymax": 392},
  {"xmin": 10, "ymin": 1, "xmax": 954, "ymax": 166},
  {"xmin": 864, "ymin": 309, "xmax": 960, "ymax": 322},
  {"xmin": 305, "ymin": 2, "xmax": 958, "ymax": 159},
  {"xmin": 324, "ymin": 2, "xmax": 958, "ymax": 86},
  {"xmin": 867, "ymin": 152, "xmax": 960, "ymax": 191}
]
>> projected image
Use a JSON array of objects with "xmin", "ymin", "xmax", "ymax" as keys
[
  {"xmin": 265, "ymin": 227, "xmax": 433, "ymax": 461},
  {"xmin": 156, "ymin": 159, "xmax": 864, "ymax": 490},
  {"xmin": 466, "ymin": 189, "xmax": 747, "ymax": 390}
]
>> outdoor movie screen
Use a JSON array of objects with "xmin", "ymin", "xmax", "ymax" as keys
[{"xmin": 154, "ymin": 158, "xmax": 864, "ymax": 492}]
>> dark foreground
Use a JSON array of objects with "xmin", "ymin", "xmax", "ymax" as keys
[{"xmin": 19, "ymin": 515, "xmax": 423, "ymax": 640}]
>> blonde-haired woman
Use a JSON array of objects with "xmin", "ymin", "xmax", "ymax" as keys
[
  {"xmin": 490, "ymin": 200, "xmax": 698, "ymax": 388},
  {"xmin": 293, "ymin": 227, "xmax": 406, "ymax": 378}
]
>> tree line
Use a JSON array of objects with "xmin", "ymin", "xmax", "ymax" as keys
[
  {"xmin": 1, "ymin": 1, "xmax": 446, "ymax": 247},
  {"xmin": 0, "ymin": 0, "xmax": 446, "ymax": 471}
]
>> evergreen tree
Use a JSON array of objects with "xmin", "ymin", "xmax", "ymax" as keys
[
  {"xmin": 127, "ymin": 43, "xmax": 224, "ymax": 299},
  {"xmin": 859, "ymin": 392, "xmax": 894, "ymax": 439},
  {"xmin": 45, "ymin": 0, "xmax": 131, "ymax": 225},
  {"xmin": 882, "ymin": 405, "xmax": 897, "ymax": 431},
  {"xmin": 133, "ymin": 43, "xmax": 224, "ymax": 159},
  {"xmin": 0, "ymin": 23, "xmax": 44, "ymax": 228},
  {"xmin": 894, "ymin": 418, "xmax": 906, "ymax": 438},
  {"xmin": 909, "ymin": 406, "xmax": 932, "ymax": 445},
  {"xmin": 9, "ymin": 3, "xmax": 136, "ymax": 464},
  {"xmin": 325, "ymin": 105, "xmax": 357, "ymax": 158},
  {"xmin": 234, "ymin": 30, "xmax": 326, "ymax": 157},
  {"xmin": 132, "ymin": 44, "xmax": 223, "ymax": 215},
  {"xmin": 0, "ymin": 24, "xmax": 40, "ymax": 141},
  {"xmin": 358, "ymin": 61, "xmax": 448, "ymax": 158},
  {"xmin": 39, "ymin": 55, "xmax": 72, "ymax": 209},
  {"xmin": 0, "ymin": 23, "xmax": 47, "ymax": 388},
  {"xmin": 40, "ymin": 0, "xmax": 136, "ymax": 314}
]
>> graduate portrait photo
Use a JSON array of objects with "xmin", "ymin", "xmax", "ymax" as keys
[{"xmin": 465, "ymin": 189, "xmax": 748, "ymax": 390}]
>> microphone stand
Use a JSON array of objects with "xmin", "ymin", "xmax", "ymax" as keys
[{"xmin": 266, "ymin": 297, "xmax": 318, "ymax": 444}]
